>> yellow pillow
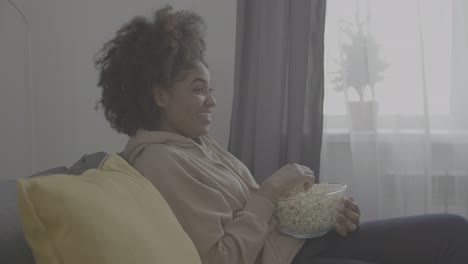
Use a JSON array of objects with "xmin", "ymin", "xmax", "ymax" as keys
[{"xmin": 16, "ymin": 153, "xmax": 201, "ymax": 264}]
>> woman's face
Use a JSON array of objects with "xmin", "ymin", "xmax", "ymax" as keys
[{"xmin": 154, "ymin": 61, "xmax": 216, "ymax": 139}]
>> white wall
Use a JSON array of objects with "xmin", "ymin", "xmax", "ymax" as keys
[
  {"xmin": 0, "ymin": 0, "xmax": 34, "ymax": 181},
  {"xmin": 1, "ymin": 0, "xmax": 236, "ymax": 180}
]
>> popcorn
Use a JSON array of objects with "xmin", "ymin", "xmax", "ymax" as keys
[{"xmin": 275, "ymin": 183, "xmax": 346, "ymax": 238}]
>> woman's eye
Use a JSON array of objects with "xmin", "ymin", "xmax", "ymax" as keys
[{"xmin": 194, "ymin": 87, "xmax": 206, "ymax": 94}]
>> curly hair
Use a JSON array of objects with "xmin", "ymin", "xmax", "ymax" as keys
[{"xmin": 94, "ymin": 5, "xmax": 206, "ymax": 136}]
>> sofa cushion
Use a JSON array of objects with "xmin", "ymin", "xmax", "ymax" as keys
[
  {"xmin": 67, "ymin": 151, "xmax": 110, "ymax": 175},
  {"xmin": 31, "ymin": 167, "xmax": 69, "ymax": 177},
  {"xmin": 0, "ymin": 166, "xmax": 67, "ymax": 264},
  {"xmin": 16, "ymin": 153, "xmax": 201, "ymax": 264},
  {"xmin": 0, "ymin": 152, "xmax": 111, "ymax": 264},
  {"xmin": 0, "ymin": 179, "xmax": 34, "ymax": 264}
]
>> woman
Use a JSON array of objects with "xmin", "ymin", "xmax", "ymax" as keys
[{"xmin": 95, "ymin": 6, "xmax": 468, "ymax": 264}]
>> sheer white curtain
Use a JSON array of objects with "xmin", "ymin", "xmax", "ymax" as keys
[{"xmin": 321, "ymin": 0, "xmax": 468, "ymax": 221}]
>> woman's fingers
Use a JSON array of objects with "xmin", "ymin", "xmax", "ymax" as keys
[
  {"xmin": 335, "ymin": 224, "xmax": 348, "ymax": 237},
  {"xmin": 335, "ymin": 214, "xmax": 349, "ymax": 237},
  {"xmin": 298, "ymin": 165, "xmax": 314, "ymax": 176},
  {"xmin": 335, "ymin": 197, "xmax": 361, "ymax": 236},
  {"xmin": 293, "ymin": 165, "xmax": 314, "ymax": 191},
  {"xmin": 336, "ymin": 212, "xmax": 357, "ymax": 237},
  {"xmin": 339, "ymin": 206, "xmax": 359, "ymax": 225},
  {"xmin": 343, "ymin": 197, "xmax": 360, "ymax": 215},
  {"xmin": 343, "ymin": 215, "xmax": 357, "ymax": 232}
]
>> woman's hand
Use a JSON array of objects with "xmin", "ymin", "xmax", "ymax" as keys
[
  {"xmin": 335, "ymin": 197, "xmax": 361, "ymax": 237},
  {"xmin": 256, "ymin": 164, "xmax": 315, "ymax": 203}
]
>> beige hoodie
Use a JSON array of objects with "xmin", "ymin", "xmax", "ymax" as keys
[{"xmin": 122, "ymin": 130, "xmax": 304, "ymax": 264}]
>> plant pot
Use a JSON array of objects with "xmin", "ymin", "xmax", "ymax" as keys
[{"xmin": 348, "ymin": 101, "xmax": 379, "ymax": 131}]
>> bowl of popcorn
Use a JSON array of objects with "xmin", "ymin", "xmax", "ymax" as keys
[{"xmin": 274, "ymin": 183, "xmax": 347, "ymax": 239}]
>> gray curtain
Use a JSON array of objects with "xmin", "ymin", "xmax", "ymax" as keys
[{"xmin": 229, "ymin": 0, "xmax": 326, "ymax": 183}]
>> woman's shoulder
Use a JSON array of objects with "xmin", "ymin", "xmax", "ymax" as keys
[
  {"xmin": 138, "ymin": 143, "xmax": 190, "ymax": 162},
  {"xmin": 130, "ymin": 144, "xmax": 195, "ymax": 183}
]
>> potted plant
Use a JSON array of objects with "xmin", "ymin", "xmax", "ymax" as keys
[{"xmin": 330, "ymin": 7, "xmax": 388, "ymax": 131}]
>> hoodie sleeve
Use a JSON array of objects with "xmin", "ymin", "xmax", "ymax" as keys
[{"xmin": 132, "ymin": 146, "xmax": 276, "ymax": 264}]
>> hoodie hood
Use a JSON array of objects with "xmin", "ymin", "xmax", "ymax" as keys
[{"xmin": 123, "ymin": 130, "xmax": 205, "ymax": 164}]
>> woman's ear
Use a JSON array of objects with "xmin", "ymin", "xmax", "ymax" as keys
[{"xmin": 153, "ymin": 88, "xmax": 168, "ymax": 108}]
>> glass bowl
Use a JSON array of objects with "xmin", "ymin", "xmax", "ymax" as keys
[{"xmin": 274, "ymin": 183, "xmax": 347, "ymax": 239}]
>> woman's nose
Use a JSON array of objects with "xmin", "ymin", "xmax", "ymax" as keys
[{"xmin": 205, "ymin": 94, "xmax": 216, "ymax": 107}]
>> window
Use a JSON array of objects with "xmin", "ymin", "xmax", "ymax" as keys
[{"xmin": 324, "ymin": 0, "xmax": 454, "ymax": 121}]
